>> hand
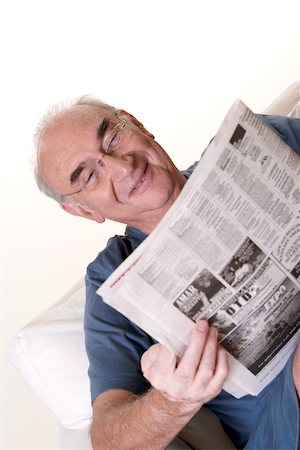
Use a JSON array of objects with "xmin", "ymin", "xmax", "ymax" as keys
[
  {"xmin": 141, "ymin": 320, "xmax": 228, "ymax": 414},
  {"xmin": 292, "ymin": 340, "xmax": 300, "ymax": 400}
]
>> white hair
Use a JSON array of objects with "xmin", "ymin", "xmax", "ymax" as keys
[{"xmin": 33, "ymin": 95, "xmax": 119, "ymax": 205}]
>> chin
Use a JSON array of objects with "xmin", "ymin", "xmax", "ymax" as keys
[{"xmin": 148, "ymin": 187, "xmax": 178, "ymax": 218}]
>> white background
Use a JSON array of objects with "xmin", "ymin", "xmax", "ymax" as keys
[{"xmin": 1, "ymin": 0, "xmax": 299, "ymax": 448}]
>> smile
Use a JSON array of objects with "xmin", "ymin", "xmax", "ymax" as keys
[{"xmin": 131, "ymin": 164, "xmax": 148, "ymax": 192}]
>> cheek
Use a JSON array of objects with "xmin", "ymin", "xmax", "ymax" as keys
[
  {"xmin": 132, "ymin": 134, "xmax": 166, "ymax": 160},
  {"xmin": 81, "ymin": 190, "xmax": 111, "ymax": 214}
]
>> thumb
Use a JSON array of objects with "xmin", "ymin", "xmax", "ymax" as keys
[{"xmin": 141, "ymin": 343, "xmax": 162, "ymax": 375}]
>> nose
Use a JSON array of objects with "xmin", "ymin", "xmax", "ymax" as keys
[{"xmin": 103, "ymin": 153, "xmax": 134, "ymax": 182}]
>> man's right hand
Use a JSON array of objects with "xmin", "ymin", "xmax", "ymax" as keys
[
  {"xmin": 91, "ymin": 321, "xmax": 229, "ymax": 449},
  {"xmin": 141, "ymin": 320, "xmax": 228, "ymax": 415}
]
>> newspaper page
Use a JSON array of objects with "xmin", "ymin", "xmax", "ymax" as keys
[{"xmin": 99, "ymin": 100, "xmax": 300, "ymax": 398}]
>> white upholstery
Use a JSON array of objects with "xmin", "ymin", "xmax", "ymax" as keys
[
  {"xmin": 263, "ymin": 80, "xmax": 300, "ymax": 116},
  {"xmin": 7, "ymin": 279, "xmax": 92, "ymax": 431},
  {"xmin": 59, "ymin": 423, "xmax": 93, "ymax": 450},
  {"xmin": 7, "ymin": 82, "xmax": 300, "ymax": 449}
]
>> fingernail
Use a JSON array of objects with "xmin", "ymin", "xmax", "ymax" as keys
[{"xmin": 197, "ymin": 320, "xmax": 208, "ymax": 332}]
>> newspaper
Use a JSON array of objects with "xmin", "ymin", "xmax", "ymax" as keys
[{"xmin": 98, "ymin": 100, "xmax": 300, "ymax": 398}]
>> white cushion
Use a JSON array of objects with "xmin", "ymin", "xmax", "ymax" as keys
[
  {"xmin": 289, "ymin": 100, "xmax": 300, "ymax": 118},
  {"xmin": 263, "ymin": 80, "xmax": 300, "ymax": 115},
  {"xmin": 59, "ymin": 424, "xmax": 93, "ymax": 449},
  {"xmin": 7, "ymin": 279, "xmax": 92, "ymax": 430}
]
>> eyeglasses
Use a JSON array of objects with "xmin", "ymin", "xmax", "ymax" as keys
[{"xmin": 61, "ymin": 117, "xmax": 127, "ymax": 199}]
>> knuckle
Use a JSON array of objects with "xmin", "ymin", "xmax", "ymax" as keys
[
  {"xmin": 204, "ymin": 383, "xmax": 222, "ymax": 399},
  {"xmin": 219, "ymin": 366, "xmax": 229, "ymax": 379},
  {"xmin": 175, "ymin": 370, "xmax": 190, "ymax": 383},
  {"xmin": 205, "ymin": 367, "xmax": 215, "ymax": 379},
  {"xmin": 199, "ymin": 367, "xmax": 214, "ymax": 382},
  {"xmin": 211, "ymin": 383, "xmax": 223, "ymax": 396}
]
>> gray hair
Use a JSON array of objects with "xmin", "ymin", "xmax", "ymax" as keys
[{"xmin": 34, "ymin": 95, "xmax": 119, "ymax": 205}]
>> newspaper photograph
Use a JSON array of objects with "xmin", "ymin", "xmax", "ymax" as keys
[{"xmin": 99, "ymin": 100, "xmax": 300, "ymax": 398}]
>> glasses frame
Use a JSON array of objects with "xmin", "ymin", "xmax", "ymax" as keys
[{"xmin": 61, "ymin": 116, "xmax": 127, "ymax": 199}]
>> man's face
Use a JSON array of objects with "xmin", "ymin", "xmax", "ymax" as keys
[{"xmin": 38, "ymin": 104, "xmax": 186, "ymax": 232}]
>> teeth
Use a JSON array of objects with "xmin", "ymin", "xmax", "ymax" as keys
[{"xmin": 134, "ymin": 174, "xmax": 145, "ymax": 190}]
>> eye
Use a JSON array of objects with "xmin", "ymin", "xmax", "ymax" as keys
[
  {"xmin": 103, "ymin": 123, "xmax": 124, "ymax": 155},
  {"xmin": 87, "ymin": 170, "xmax": 96, "ymax": 183},
  {"xmin": 84, "ymin": 168, "xmax": 98, "ymax": 187},
  {"xmin": 105, "ymin": 130, "xmax": 119, "ymax": 154}
]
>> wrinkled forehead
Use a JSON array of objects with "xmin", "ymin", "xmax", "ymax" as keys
[{"xmin": 37, "ymin": 104, "xmax": 114, "ymax": 192}]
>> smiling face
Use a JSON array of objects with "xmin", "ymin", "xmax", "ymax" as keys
[{"xmin": 37, "ymin": 104, "xmax": 186, "ymax": 233}]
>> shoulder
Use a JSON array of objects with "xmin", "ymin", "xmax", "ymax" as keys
[
  {"xmin": 84, "ymin": 226, "xmax": 148, "ymax": 330},
  {"xmin": 86, "ymin": 226, "xmax": 148, "ymax": 289},
  {"xmin": 259, "ymin": 114, "xmax": 300, "ymax": 156},
  {"xmin": 86, "ymin": 234, "xmax": 134, "ymax": 289}
]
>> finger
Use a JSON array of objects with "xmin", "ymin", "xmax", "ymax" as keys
[
  {"xmin": 292, "ymin": 341, "xmax": 300, "ymax": 397},
  {"xmin": 176, "ymin": 320, "xmax": 209, "ymax": 378},
  {"xmin": 204, "ymin": 346, "xmax": 229, "ymax": 398},
  {"xmin": 196, "ymin": 325, "xmax": 219, "ymax": 378}
]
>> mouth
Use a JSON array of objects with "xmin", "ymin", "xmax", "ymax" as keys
[{"xmin": 131, "ymin": 164, "xmax": 148, "ymax": 194}]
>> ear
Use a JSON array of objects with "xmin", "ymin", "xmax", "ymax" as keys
[
  {"xmin": 60, "ymin": 202, "xmax": 105, "ymax": 224},
  {"xmin": 118, "ymin": 109, "xmax": 155, "ymax": 139}
]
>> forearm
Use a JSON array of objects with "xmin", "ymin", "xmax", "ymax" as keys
[
  {"xmin": 91, "ymin": 388, "xmax": 197, "ymax": 450},
  {"xmin": 91, "ymin": 321, "xmax": 228, "ymax": 449}
]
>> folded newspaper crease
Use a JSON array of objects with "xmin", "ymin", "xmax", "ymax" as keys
[{"xmin": 99, "ymin": 100, "xmax": 300, "ymax": 399}]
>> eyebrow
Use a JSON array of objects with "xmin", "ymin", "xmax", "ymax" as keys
[
  {"xmin": 70, "ymin": 162, "xmax": 86, "ymax": 185},
  {"xmin": 69, "ymin": 117, "xmax": 110, "ymax": 185},
  {"xmin": 97, "ymin": 117, "xmax": 110, "ymax": 141}
]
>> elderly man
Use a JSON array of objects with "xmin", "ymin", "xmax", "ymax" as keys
[{"xmin": 35, "ymin": 97, "xmax": 300, "ymax": 450}]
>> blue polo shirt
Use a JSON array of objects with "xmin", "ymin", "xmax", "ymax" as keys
[{"xmin": 84, "ymin": 115, "xmax": 300, "ymax": 449}]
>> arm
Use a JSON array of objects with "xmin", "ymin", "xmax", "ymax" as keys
[{"xmin": 91, "ymin": 320, "xmax": 228, "ymax": 450}]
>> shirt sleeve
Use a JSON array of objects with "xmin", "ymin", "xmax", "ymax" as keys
[
  {"xmin": 258, "ymin": 114, "xmax": 300, "ymax": 156},
  {"xmin": 84, "ymin": 235, "xmax": 154, "ymax": 402},
  {"xmin": 184, "ymin": 115, "xmax": 300, "ymax": 177}
]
